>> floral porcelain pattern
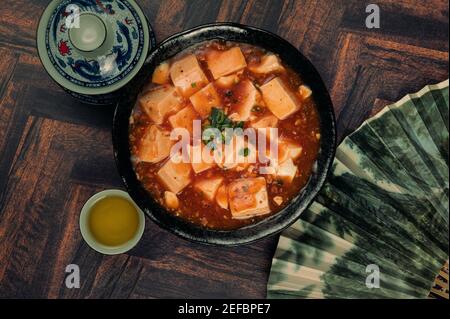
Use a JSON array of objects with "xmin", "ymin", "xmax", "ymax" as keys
[{"xmin": 45, "ymin": 0, "xmax": 145, "ymax": 88}]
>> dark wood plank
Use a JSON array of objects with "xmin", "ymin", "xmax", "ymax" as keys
[
  {"xmin": 329, "ymin": 33, "xmax": 448, "ymax": 141},
  {"xmin": 0, "ymin": 0, "xmax": 48, "ymax": 55},
  {"xmin": 0, "ymin": 0, "xmax": 448, "ymax": 299},
  {"xmin": 341, "ymin": 0, "xmax": 449, "ymax": 51}
]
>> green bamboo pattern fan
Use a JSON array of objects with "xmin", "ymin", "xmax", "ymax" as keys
[{"xmin": 267, "ymin": 80, "xmax": 449, "ymax": 299}]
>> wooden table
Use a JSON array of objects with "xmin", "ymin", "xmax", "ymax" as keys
[{"xmin": 0, "ymin": 0, "xmax": 448, "ymax": 299}]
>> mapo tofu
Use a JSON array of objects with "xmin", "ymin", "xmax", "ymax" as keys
[{"xmin": 129, "ymin": 41, "xmax": 321, "ymax": 230}]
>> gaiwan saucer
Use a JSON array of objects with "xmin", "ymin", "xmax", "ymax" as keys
[{"xmin": 37, "ymin": 0, "xmax": 156, "ymax": 105}]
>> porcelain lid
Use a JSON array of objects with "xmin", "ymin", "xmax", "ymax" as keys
[{"xmin": 37, "ymin": 0, "xmax": 156, "ymax": 95}]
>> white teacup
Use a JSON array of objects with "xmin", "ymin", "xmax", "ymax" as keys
[{"xmin": 79, "ymin": 189, "xmax": 145, "ymax": 255}]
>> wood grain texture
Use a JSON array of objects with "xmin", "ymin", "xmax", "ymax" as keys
[{"xmin": 0, "ymin": 0, "xmax": 448, "ymax": 299}]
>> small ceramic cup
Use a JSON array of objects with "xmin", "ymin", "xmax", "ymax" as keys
[{"xmin": 79, "ymin": 189, "xmax": 145, "ymax": 255}]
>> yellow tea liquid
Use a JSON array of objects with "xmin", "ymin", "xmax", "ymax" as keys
[{"xmin": 88, "ymin": 196, "xmax": 139, "ymax": 246}]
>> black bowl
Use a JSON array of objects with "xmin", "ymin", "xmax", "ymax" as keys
[{"xmin": 112, "ymin": 23, "xmax": 336, "ymax": 246}]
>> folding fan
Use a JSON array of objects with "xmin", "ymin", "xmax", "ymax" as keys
[{"xmin": 267, "ymin": 80, "xmax": 449, "ymax": 299}]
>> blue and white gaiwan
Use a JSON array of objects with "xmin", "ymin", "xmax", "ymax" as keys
[{"xmin": 37, "ymin": 0, "xmax": 156, "ymax": 105}]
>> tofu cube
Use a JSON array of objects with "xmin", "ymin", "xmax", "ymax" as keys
[
  {"xmin": 157, "ymin": 153, "xmax": 192, "ymax": 194},
  {"xmin": 206, "ymin": 47, "xmax": 247, "ymax": 79},
  {"xmin": 152, "ymin": 62, "xmax": 170, "ymax": 84},
  {"xmin": 195, "ymin": 176, "xmax": 224, "ymax": 201},
  {"xmin": 250, "ymin": 114, "xmax": 279, "ymax": 129},
  {"xmin": 253, "ymin": 127, "xmax": 280, "ymax": 167},
  {"xmin": 170, "ymin": 54, "xmax": 209, "ymax": 97},
  {"xmin": 256, "ymin": 127, "xmax": 279, "ymax": 141},
  {"xmin": 272, "ymin": 158, "xmax": 297, "ymax": 184},
  {"xmin": 266, "ymin": 139, "xmax": 290, "ymax": 166},
  {"xmin": 215, "ymin": 74, "xmax": 239, "ymax": 88},
  {"xmin": 248, "ymin": 54, "xmax": 285, "ymax": 74},
  {"xmin": 229, "ymin": 80, "xmax": 260, "ymax": 121},
  {"xmin": 298, "ymin": 85, "xmax": 312, "ymax": 99},
  {"xmin": 260, "ymin": 77, "xmax": 301, "ymax": 120},
  {"xmin": 284, "ymin": 139, "xmax": 303, "ymax": 160},
  {"xmin": 266, "ymin": 137, "xmax": 303, "ymax": 164},
  {"xmin": 139, "ymin": 85, "xmax": 184, "ymax": 124},
  {"xmin": 189, "ymin": 83, "xmax": 222, "ymax": 118},
  {"xmin": 228, "ymin": 177, "xmax": 271, "ymax": 219},
  {"xmin": 164, "ymin": 191, "xmax": 179, "ymax": 209},
  {"xmin": 137, "ymin": 125, "xmax": 174, "ymax": 163},
  {"xmin": 216, "ymin": 184, "xmax": 228, "ymax": 209},
  {"xmin": 168, "ymin": 106, "xmax": 199, "ymax": 135},
  {"xmin": 217, "ymin": 135, "xmax": 256, "ymax": 171},
  {"xmin": 273, "ymin": 196, "xmax": 283, "ymax": 206},
  {"xmin": 188, "ymin": 144, "xmax": 216, "ymax": 174}
]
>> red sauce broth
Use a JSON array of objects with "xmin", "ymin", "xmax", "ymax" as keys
[{"xmin": 129, "ymin": 40, "xmax": 321, "ymax": 230}]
